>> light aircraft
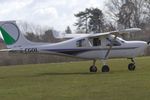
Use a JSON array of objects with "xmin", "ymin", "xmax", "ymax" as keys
[{"xmin": 0, "ymin": 21, "xmax": 149, "ymax": 72}]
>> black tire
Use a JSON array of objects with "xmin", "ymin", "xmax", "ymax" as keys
[
  {"xmin": 128, "ymin": 63, "xmax": 135, "ymax": 71},
  {"xmin": 102, "ymin": 65, "xmax": 110, "ymax": 72},
  {"xmin": 89, "ymin": 65, "xmax": 97, "ymax": 72}
]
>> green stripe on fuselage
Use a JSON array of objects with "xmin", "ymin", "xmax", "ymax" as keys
[{"xmin": 0, "ymin": 27, "xmax": 16, "ymax": 45}]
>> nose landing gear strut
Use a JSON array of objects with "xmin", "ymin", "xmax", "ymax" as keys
[{"xmin": 128, "ymin": 58, "xmax": 136, "ymax": 71}]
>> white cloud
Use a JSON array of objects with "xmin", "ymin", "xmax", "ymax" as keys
[
  {"xmin": 0, "ymin": 0, "xmax": 105, "ymax": 32},
  {"xmin": 32, "ymin": 7, "xmax": 58, "ymax": 20}
]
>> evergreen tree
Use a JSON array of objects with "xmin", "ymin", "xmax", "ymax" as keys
[
  {"xmin": 74, "ymin": 9, "xmax": 90, "ymax": 33},
  {"xmin": 88, "ymin": 8, "xmax": 104, "ymax": 33},
  {"xmin": 74, "ymin": 8, "xmax": 105, "ymax": 33},
  {"xmin": 65, "ymin": 26, "xmax": 72, "ymax": 34}
]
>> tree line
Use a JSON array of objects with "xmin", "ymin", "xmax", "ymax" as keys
[
  {"xmin": 74, "ymin": 0, "xmax": 150, "ymax": 33},
  {"xmin": 18, "ymin": 0, "xmax": 150, "ymax": 42}
]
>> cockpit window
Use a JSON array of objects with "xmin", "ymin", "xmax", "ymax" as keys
[
  {"xmin": 76, "ymin": 39, "xmax": 86, "ymax": 47},
  {"xmin": 88, "ymin": 37, "xmax": 101, "ymax": 47},
  {"xmin": 106, "ymin": 38, "xmax": 121, "ymax": 46},
  {"xmin": 93, "ymin": 38, "xmax": 101, "ymax": 46}
]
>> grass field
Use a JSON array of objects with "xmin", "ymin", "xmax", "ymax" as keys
[{"xmin": 0, "ymin": 57, "xmax": 150, "ymax": 100}]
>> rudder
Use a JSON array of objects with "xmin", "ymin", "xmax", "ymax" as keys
[{"xmin": 0, "ymin": 21, "xmax": 34, "ymax": 48}]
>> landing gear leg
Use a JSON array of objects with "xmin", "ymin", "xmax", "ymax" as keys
[
  {"xmin": 128, "ymin": 58, "xmax": 136, "ymax": 71},
  {"xmin": 101, "ymin": 60, "xmax": 110, "ymax": 72},
  {"xmin": 89, "ymin": 59, "xmax": 97, "ymax": 72}
]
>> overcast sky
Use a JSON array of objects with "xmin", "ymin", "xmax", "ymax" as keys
[{"xmin": 0, "ymin": 0, "xmax": 106, "ymax": 32}]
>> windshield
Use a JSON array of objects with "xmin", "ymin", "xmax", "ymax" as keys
[
  {"xmin": 106, "ymin": 35, "xmax": 123, "ymax": 46},
  {"xmin": 117, "ymin": 37, "xmax": 126, "ymax": 43}
]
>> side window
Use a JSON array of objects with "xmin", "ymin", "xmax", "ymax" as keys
[
  {"xmin": 93, "ymin": 38, "xmax": 101, "ymax": 46},
  {"xmin": 76, "ymin": 39, "xmax": 86, "ymax": 47}
]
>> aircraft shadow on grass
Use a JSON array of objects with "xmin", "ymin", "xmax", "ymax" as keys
[
  {"xmin": 0, "ymin": 70, "xmax": 129, "ymax": 79},
  {"xmin": 35, "ymin": 72, "xmax": 98, "ymax": 76},
  {"xmin": 0, "ymin": 72, "xmax": 97, "ymax": 79},
  {"xmin": 33, "ymin": 70, "xmax": 127, "ymax": 77}
]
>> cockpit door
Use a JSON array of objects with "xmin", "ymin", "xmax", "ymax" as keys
[{"xmin": 88, "ymin": 37, "xmax": 101, "ymax": 47}]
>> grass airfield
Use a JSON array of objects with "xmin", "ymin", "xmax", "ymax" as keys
[{"xmin": 0, "ymin": 57, "xmax": 150, "ymax": 100}]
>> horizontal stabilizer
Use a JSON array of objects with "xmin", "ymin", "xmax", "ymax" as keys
[{"xmin": 0, "ymin": 49, "xmax": 12, "ymax": 52}]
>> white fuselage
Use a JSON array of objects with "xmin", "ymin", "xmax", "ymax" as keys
[{"xmin": 13, "ymin": 35, "xmax": 148, "ymax": 60}]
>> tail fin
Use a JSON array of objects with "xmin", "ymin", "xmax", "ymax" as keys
[{"xmin": 0, "ymin": 21, "xmax": 34, "ymax": 48}]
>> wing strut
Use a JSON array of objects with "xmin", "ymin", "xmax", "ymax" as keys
[{"xmin": 104, "ymin": 35, "xmax": 117, "ymax": 59}]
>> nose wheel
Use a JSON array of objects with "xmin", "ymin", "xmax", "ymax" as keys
[
  {"xmin": 128, "ymin": 63, "xmax": 135, "ymax": 71},
  {"xmin": 128, "ymin": 58, "xmax": 136, "ymax": 71}
]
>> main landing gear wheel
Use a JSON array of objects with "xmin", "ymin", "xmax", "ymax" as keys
[
  {"xmin": 102, "ymin": 65, "xmax": 110, "ymax": 72},
  {"xmin": 89, "ymin": 59, "xmax": 97, "ymax": 72},
  {"xmin": 89, "ymin": 65, "xmax": 97, "ymax": 72},
  {"xmin": 128, "ymin": 63, "xmax": 136, "ymax": 71}
]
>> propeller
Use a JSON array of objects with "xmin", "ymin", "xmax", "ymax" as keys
[{"xmin": 147, "ymin": 41, "xmax": 150, "ymax": 45}]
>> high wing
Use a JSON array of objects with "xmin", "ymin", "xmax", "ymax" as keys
[
  {"xmin": 87, "ymin": 28, "xmax": 142, "ymax": 38},
  {"xmin": 62, "ymin": 33, "xmax": 89, "ymax": 39},
  {"xmin": 52, "ymin": 31, "xmax": 89, "ymax": 39},
  {"xmin": 53, "ymin": 28, "xmax": 141, "ymax": 39}
]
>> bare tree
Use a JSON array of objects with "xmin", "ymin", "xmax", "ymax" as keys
[{"xmin": 105, "ymin": 0, "xmax": 150, "ymax": 29}]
